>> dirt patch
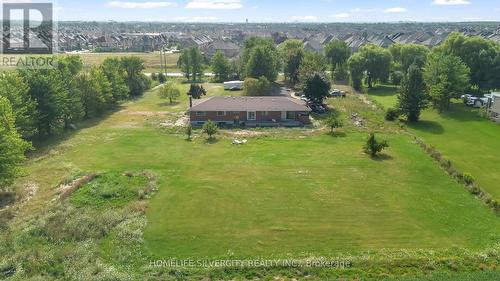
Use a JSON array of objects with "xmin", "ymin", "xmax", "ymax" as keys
[
  {"xmin": 227, "ymin": 130, "xmax": 266, "ymax": 137},
  {"xmin": 121, "ymin": 111, "xmax": 169, "ymax": 117},
  {"xmin": 57, "ymin": 174, "xmax": 99, "ymax": 201},
  {"xmin": 160, "ymin": 112, "xmax": 189, "ymax": 128}
]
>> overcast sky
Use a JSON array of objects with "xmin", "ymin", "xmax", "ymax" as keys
[{"xmin": 45, "ymin": 0, "xmax": 500, "ymax": 22}]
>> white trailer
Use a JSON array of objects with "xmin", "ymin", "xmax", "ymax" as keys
[
  {"xmin": 223, "ymin": 81, "xmax": 244, "ymax": 91},
  {"xmin": 488, "ymin": 93, "xmax": 500, "ymax": 123}
]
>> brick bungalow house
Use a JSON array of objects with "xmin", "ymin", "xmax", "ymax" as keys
[{"xmin": 189, "ymin": 96, "xmax": 312, "ymax": 127}]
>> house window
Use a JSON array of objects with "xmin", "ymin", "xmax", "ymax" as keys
[
  {"xmin": 263, "ymin": 111, "xmax": 269, "ymax": 116},
  {"xmin": 217, "ymin": 111, "xmax": 226, "ymax": 117},
  {"xmin": 196, "ymin": 112, "xmax": 206, "ymax": 117},
  {"xmin": 247, "ymin": 111, "xmax": 256, "ymax": 121},
  {"xmin": 286, "ymin": 111, "xmax": 296, "ymax": 120}
]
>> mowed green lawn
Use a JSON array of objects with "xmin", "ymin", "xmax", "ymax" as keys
[
  {"xmin": 20, "ymin": 85, "xmax": 500, "ymax": 261},
  {"xmin": 369, "ymin": 85, "xmax": 500, "ymax": 200}
]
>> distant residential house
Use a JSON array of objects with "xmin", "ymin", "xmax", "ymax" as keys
[
  {"xmin": 189, "ymin": 96, "xmax": 312, "ymax": 127},
  {"xmin": 487, "ymin": 93, "xmax": 500, "ymax": 123},
  {"xmin": 303, "ymin": 39, "xmax": 324, "ymax": 53},
  {"xmin": 202, "ymin": 40, "xmax": 241, "ymax": 59}
]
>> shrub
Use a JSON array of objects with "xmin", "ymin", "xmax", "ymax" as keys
[
  {"xmin": 385, "ymin": 108, "xmax": 401, "ymax": 121},
  {"xmin": 243, "ymin": 76, "xmax": 271, "ymax": 96},
  {"xmin": 151, "ymin": 73, "xmax": 158, "ymax": 81},
  {"xmin": 158, "ymin": 72, "xmax": 166, "ymax": 83},
  {"xmin": 202, "ymin": 120, "xmax": 218, "ymax": 139},
  {"xmin": 461, "ymin": 173, "xmax": 475, "ymax": 186},
  {"xmin": 185, "ymin": 124, "xmax": 192, "ymax": 140},
  {"xmin": 363, "ymin": 133, "xmax": 389, "ymax": 157}
]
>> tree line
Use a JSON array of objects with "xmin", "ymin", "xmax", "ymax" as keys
[{"xmin": 0, "ymin": 56, "xmax": 152, "ymax": 191}]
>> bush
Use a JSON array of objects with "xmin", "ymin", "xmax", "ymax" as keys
[
  {"xmin": 385, "ymin": 108, "xmax": 401, "ymax": 121},
  {"xmin": 151, "ymin": 73, "xmax": 158, "ymax": 81},
  {"xmin": 202, "ymin": 120, "xmax": 218, "ymax": 139},
  {"xmin": 243, "ymin": 76, "xmax": 271, "ymax": 96},
  {"xmin": 364, "ymin": 133, "xmax": 389, "ymax": 157},
  {"xmin": 461, "ymin": 173, "xmax": 475, "ymax": 186}
]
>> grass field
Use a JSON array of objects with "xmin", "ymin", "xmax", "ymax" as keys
[
  {"xmin": 367, "ymin": 85, "xmax": 500, "ymax": 200},
  {"xmin": 2, "ymin": 81, "xmax": 499, "ymax": 279},
  {"xmin": 71, "ymin": 52, "xmax": 180, "ymax": 73}
]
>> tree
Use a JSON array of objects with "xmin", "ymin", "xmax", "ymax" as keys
[
  {"xmin": 101, "ymin": 58, "xmax": 129, "ymax": 102},
  {"xmin": 325, "ymin": 114, "xmax": 343, "ymax": 134},
  {"xmin": 398, "ymin": 64, "xmax": 428, "ymax": 122},
  {"xmin": 0, "ymin": 72, "xmax": 37, "ymax": 137},
  {"xmin": 325, "ymin": 40, "xmax": 351, "ymax": 80},
  {"xmin": 179, "ymin": 49, "xmax": 191, "ymax": 80},
  {"xmin": 241, "ymin": 37, "xmax": 280, "ymax": 77},
  {"xmin": 279, "ymin": 39, "xmax": 305, "ymax": 85},
  {"xmin": 180, "ymin": 47, "xmax": 204, "ymax": 81},
  {"xmin": 189, "ymin": 47, "xmax": 204, "ymax": 81},
  {"xmin": 438, "ymin": 32, "xmax": 498, "ymax": 92},
  {"xmin": 348, "ymin": 53, "xmax": 366, "ymax": 91},
  {"xmin": 246, "ymin": 45, "xmax": 279, "ymax": 82},
  {"xmin": 187, "ymin": 84, "xmax": 207, "ymax": 99},
  {"xmin": 211, "ymin": 51, "xmax": 230, "ymax": 82},
  {"xmin": 75, "ymin": 70, "xmax": 108, "ymax": 118},
  {"xmin": 357, "ymin": 44, "xmax": 392, "ymax": 88},
  {"xmin": 185, "ymin": 124, "xmax": 193, "ymax": 141},
  {"xmin": 0, "ymin": 97, "xmax": 31, "ymax": 190},
  {"xmin": 298, "ymin": 51, "xmax": 328, "ymax": 86},
  {"xmin": 363, "ymin": 133, "xmax": 389, "ymax": 157},
  {"xmin": 424, "ymin": 51, "xmax": 470, "ymax": 112},
  {"xmin": 303, "ymin": 72, "xmax": 331, "ymax": 105},
  {"xmin": 390, "ymin": 43, "xmax": 429, "ymax": 71},
  {"xmin": 243, "ymin": 77, "xmax": 271, "ymax": 96},
  {"xmin": 121, "ymin": 56, "xmax": 151, "ymax": 96},
  {"xmin": 158, "ymin": 82, "xmax": 181, "ymax": 104},
  {"xmin": 20, "ymin": 69, "xmax": 72, "ymax": 136},
  {"xmin": 202, "ymin": 120, "xmax": 218, "ymax": 139}
]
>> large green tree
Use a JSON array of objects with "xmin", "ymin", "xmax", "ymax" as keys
[
  {"xmin": 121, "ymin": 57, "xmax": 151, "ymax": 96},
  {"xmin": 347, "ymin": 53, "xmax": 366, "ymax": 91},
  {"xmin": 303, "ymin": 72, "xmax": 331, "ymax": 105},
  {"xmin": 424, "ymin": 51, "xmax": 470, "ymax": 112},
  {"xmin": 0, "ymin": 72, "xmax": 37, "ymax": 138},
  {"xmin": 438, "ymin": 32, "xmax": 498, "ymax": 91},
  {"xmin": 279, "ymin": 39, "xmax": 305, "ymax": 85},
  {"xmin": 211, "ymin": 51, "xmax": 230, "ymax": 82},
  {"xmin": 101, "ymin": 58, "xmax": 129, "ymax": 103},
  {"xmin": 358, "ymin": 44, "xmax": 393, "ymax": 88},
  {"xmin": 398, "ymin": 64, "xmax": 428, "ymax": 122},
  {"xmin": 246, "ymin": 45, "xmax": 279, "ymax": 82},
  {"xmin": 0, "ymin": 97, "xmax": 31, "ymax": 190},
  {"xmin": 241, "ymin": 37, "xmax": 280, "ymax": 81},
  {"xmin": 390, "ymin": 43, "xmax": 429, "ymax": 71},
  {"xmin": 324, "ymin": 40, "xmax": 351, "ymax": 80},
  {"xmin": 298, "ymin": 51, "xmax": 328, "ymax": 86}
]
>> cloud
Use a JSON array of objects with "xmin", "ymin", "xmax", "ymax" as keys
[
  {"xmin": 108, "ymin": 1, "xmax": 177, "ymax": 9},
  {"xmin": 384, "ymin": 7, "xmax": 408, "ymax": 13},
  {"xmin": 186, "ymin": 0, "xmax": 243, "ymax": 10},
  {"xmin": 331, "ymin": 13, "xmax": 350, "ymax": 18},
  {"xmin": 291, "ymin": 15, "xmax": 318, "ymax": 21},
  {"xmin": 432, "ymin": 0, "xmax": 471, "ymax": 5}
]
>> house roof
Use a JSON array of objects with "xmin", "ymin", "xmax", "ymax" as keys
[{"xmin": 189, "ymin": 96, "xmax": 312, "ymax": 112}]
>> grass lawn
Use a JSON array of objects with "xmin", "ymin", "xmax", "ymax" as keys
[
  {"xmin": 16, "ymin": 83, "xmax": 500, "ymax": 262},
  {"xmin": 367, "ymin": 85, "xmax": 500, "ymax": 200},
  {"xmin": 70, "ymin": 52, "xmax": 180, "ymax": 73}
]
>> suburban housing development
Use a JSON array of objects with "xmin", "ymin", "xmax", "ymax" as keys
[{"xmin": 1, "ymin": 1, "xmax": 500, "ymax": 280}]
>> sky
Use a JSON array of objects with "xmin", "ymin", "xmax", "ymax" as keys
[{"xmin": 28, "ymin": 0, "xmax": 500, "ymax": 22}]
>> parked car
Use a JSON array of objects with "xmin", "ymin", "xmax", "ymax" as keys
[
  {"xmin": 466, "ymin": 96, "xmax": 489, "ymax": 108},
  {"xmin": 308, "ymin": 103, "xmax": 327, "ymax": 114},
  {"xmin": 330, "ymin": 89, "xmax": 346, "ymax": 98},
  {"xmin": 461, "ymin": 94, "xmax": 473, "ymax": 104}
]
